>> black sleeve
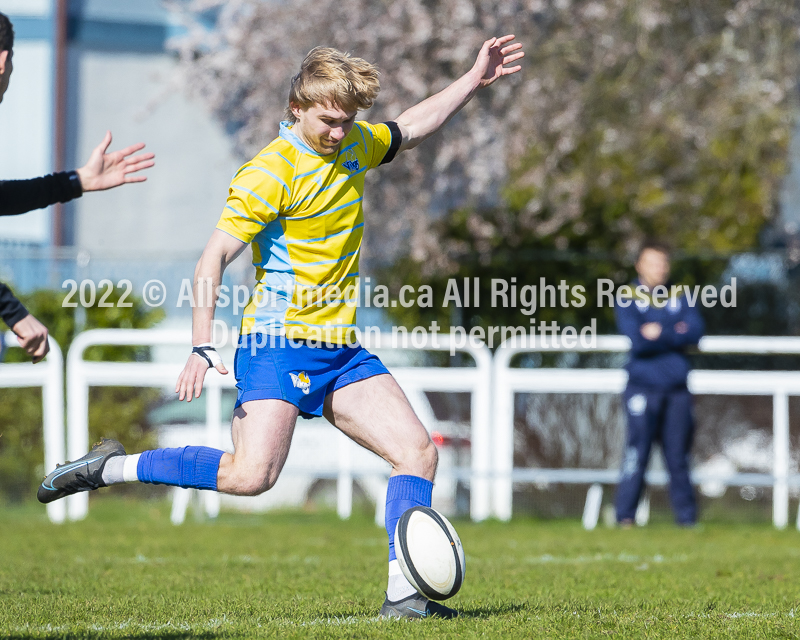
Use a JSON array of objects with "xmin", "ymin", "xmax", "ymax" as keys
[
  {"xmin": 379, "ymin": 121, "xmax": 403, "ymax": 166},
  {"xmin": 0, "ymin": 171, "xmax": 83, "ymax": 217},
  {"xmin": 0, "ymin": 282, "xmax": 29, "ymax": 328}
]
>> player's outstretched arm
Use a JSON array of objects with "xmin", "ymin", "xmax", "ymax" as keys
[
  {"xmin": 175, "ymin": 230, "xmax": 247, "ymax": 402},
  {"xmin": 75, "ymin": 131, "xmax": 155, "ymax": 192},
  {"xmin": 394, "ymin": 35, "xmax": 524, "ymax": 152}
]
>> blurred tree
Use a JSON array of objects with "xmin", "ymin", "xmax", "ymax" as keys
[
  {"xmin": 168, "ymin": 0, "xmax": 800, "ymax": 270},
  {"xmin": 0, "ymin": 289, "xmax": 163, "ymax": 502}
]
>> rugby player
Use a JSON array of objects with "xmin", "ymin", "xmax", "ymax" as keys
[{"xmin": 39, "ymin": 37, "xmax": 523, "ymax": 619}]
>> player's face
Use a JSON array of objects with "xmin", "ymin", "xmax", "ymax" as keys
[
  {"xmin": 636, "ymin": 248, "xmax": 670, "ymax": 289},
  {"xmin": 291, "ymin": 102, "xmax": 357, "ymax": 155},
  {"xmin": 0, "ymin": 49, "xmax": 13, "ymax": 104}
]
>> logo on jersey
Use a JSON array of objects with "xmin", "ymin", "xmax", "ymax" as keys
[
  {"xmin": 628, "ymin": 394, "xmax": 647, "ymax": 416},
  {"xmin": 290, "ymin": 372, "xmax": 311, "ymax": 395},
  {"xmin": 342, "ymin": 149, "xmax": 360, "ymax": 172}
]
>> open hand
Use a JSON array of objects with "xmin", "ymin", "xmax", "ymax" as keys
[
  {"xmin": 175, "ymin": 352, "xmax": 228, "ymax": 402},
  {"xmin": 76, "ymin": 131, "xmax": 155, "ymax": 192},
  {"xmin": 472, "ymin": 35, "xmax": 524, "ymax": 89}
]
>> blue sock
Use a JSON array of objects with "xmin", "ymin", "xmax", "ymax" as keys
[
  {"xmin": 385, "ymin": 475, "xmax": 433, "ymax": 561},
  {"xmin": 136, "ymin": 447, "xmax": 224, "ymax": 490}
]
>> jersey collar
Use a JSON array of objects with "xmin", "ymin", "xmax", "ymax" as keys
[{"xmin": 280, "ymin": 120, "xmax": 334, "ymax": 158}]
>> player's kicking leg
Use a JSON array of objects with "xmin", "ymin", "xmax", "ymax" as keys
[
  {"xmin": 322, "ymin": 372, "xmax": 459, "ymax": 620},
  {"xmin": 38, "ymin": 399, "xmax": 298, "ymax": 502}
]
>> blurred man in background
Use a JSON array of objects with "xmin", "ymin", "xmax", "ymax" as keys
[
  {"xmin": 615, "ymin": 241, "xmax": 705, "ymax": 526},
  {"xmin": 0, "ymin": 11, "xmax": 154, "ymax": 363}
]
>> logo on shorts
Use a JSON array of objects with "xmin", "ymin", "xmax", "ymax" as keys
[
  {"xmin": 342, "ymin": 149, "xmax": 360, "ymax": 172},
  {"xmin": 628, "ymin": 393, "xmax": 647, "ymax": 416},
  {"xmin": 290, "ymin": 371, "xmax": 311, "ymax": 395}
]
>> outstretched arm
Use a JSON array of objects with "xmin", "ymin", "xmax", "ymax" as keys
[
  {"xmin": 0, "ymin": 131, "xmax": 155, "ymax": 216},
  {"xmin": 393, "ymin": 35, "xmax": 524, "ymax": 153},
  {"xmin": 175, "ymin": 229, "xmax": 248, "ymax": 402}
]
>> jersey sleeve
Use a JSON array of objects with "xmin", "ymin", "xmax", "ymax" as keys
[
  {"xmin": 356, "ymin": 121, "xmax": 402, "ymax": 170},
  {"xmin": 215, "ymin": 163, "xmax": 288, "ymax": 243}
]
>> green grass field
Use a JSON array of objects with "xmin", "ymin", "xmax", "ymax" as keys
[{"xmin": 2, "ymin": 497, "xmax": 800, "ymax": 639}]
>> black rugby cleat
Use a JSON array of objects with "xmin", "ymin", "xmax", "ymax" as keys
[
  {"xmin": 379, "ymin": 593, "xmax": 459, "ymax": 620},
  {"xmin": 37, "ymin": 438, "xmax": 126, "ymax": 504}
]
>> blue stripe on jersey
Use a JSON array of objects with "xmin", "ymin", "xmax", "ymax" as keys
[
  {"xmin": 254, "ymin": 281, "xmax": 293, "ymax": 293},
  {"xmin": 249, "ymin": 271, "xmax": 295, "ymax": 330},
  {"xmin": 286, "ymin": 223, "xmax": 364, "ymax": 245},
  {"xmin": 224, "ymin": 204, "xmax": 268, "ymax": 227},
  {"xmin": 302, "ymin": 249, "xmax": 359, "ymax": 267},
  {"xmin": 284, "ymin": 319, "xmax": 357, "ymax": 328},
  {"xmin": 259, "ymin": 151, "xmax": 295, "ymax": 168},
  {"xmin": 254, "ymin": 219, "xmax": 292, "ymax": 273},
  {"xmin": 238, "ymin": 166, "xmax": 291, "ymax": 196},
  {"xmin": 339, "ymin": 142, "xmax": 358, "ymax": 154},
  {"xmin": 290, "ymin": 196, "xmax": 363, "ymax": 221},
  {"xmin": 293, "ymin": 165, "xmax": 329, "ymax": 181},
  {"xmin": 230, "ymin": 186, "xmax": 280, "ymax": 214},
  {"xmin": 286, "ymin": 167, "xmax": 367, "ymax": 212}
]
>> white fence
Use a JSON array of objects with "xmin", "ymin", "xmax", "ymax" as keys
[
  {"xmin": 5, "ymin": 329, "xmax": 800, "ymax": 527},
  {"xmin": 1, "ymin": 331, "xmax": 65, "ymax": 523},
  {"xmin": 64, "ymin": 329, "xmax": 493, "ymax": 522},
  {"xmin": 492, "ymin": 335, "xmax": 800, "ymax": 528}
]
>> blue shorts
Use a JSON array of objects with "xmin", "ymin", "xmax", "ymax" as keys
[{"xmin": 233, "ymin": 334, "xmax": 390, "ymax": 419}]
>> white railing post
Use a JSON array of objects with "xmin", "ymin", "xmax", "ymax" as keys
[
  {"xmin": 41, "ymin": 338, "xmax": 66, "ymax": 524},
  {"xmin": 491, "ymin": 341, "xmax": 516, "ymax": 521},
  {"xmin": 469, "ymin": 342, "xmax": 493, "ymax": 522},
  {"xmin": 773, "ymin": 388, "xmax": 790, "ymax": 529},
  {"xmin": 337, "ymin": 431, "xmax": 353, "ymax": 519},
  {"xmin": 204, "ymin": 376, "xmax": 222, "ymax": 518},
  {"xmin": 2, "ymin": 332, "xmax": 67, "ymax": 524},
  {"xmin": 66, "ymin": 333, "xmax": 91, "ymax": 521}
]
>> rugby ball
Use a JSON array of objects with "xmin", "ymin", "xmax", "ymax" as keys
[{"xmin": 395, "ymin": 506, "xmax": 465, "ymax": 600}]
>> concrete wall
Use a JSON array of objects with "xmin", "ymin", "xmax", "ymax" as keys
[{"xmin": 72, "ymin": 50, "xmax": 240, "ymax": 257}]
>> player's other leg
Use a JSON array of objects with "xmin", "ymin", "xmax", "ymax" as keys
[
  {"xmin": 323, "ymin": 372, "xmax": 458, "ymax": 620},
  {"xmin": 660, "ymin": 389, "xmax": 697, "ymax": 526},
  {"xmin": 614, "ymin": 387, "xmax": 660, "ymax": 525},
  {"xmin": 38, "ymin": 399, "xmax": 298, "ymax": 503}
]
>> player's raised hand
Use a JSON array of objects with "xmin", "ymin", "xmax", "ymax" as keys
[
  {"xmin": 472, "ymin": 35, "xmax": 524, "ymax": 88},
  {"xmin": 175, "ymin": 348, "xmax": 228, "ymax": 402},
  {"xmin": 76, "ymin": 131, "xmax": 155, "ymax": 192}
]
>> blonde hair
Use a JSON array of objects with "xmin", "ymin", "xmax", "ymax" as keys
[{"xmin": 285, "ymin": 47, "xmax": 380, "ymax": 122}]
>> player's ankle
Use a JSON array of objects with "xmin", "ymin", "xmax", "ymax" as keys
[
  {"xmin": 386, "ymin": 559, "xmax": 417, "ymax": 601},
  {"xmin": 101, "ymin": 453, "xmax": 140, "ymax": 485}
]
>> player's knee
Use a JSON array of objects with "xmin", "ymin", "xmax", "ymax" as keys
[
  {"xmin": 394, "ymin": 437, "xmax": 438, "ymax": 478},
  {"xmin": 422, "ymin": 439, "xmax": 439, "ymax": 472},
  {"xmin": 228, "ymin": 465, "xmax": 280, "ymax": 496}
]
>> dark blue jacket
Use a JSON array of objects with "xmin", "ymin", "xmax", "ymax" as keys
[{"xmin": 615, "ymin": 279, "xmax": 705, "ymax": 391}]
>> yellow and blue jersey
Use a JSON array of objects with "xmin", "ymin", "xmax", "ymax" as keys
[{"xmin": 216, "ymin": 120, "xmax": 401, "ymax": 344}]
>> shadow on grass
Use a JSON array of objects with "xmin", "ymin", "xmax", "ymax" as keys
[
  {"xmin": 321, "ymin": 601, "xmax": 530, "ymax": 621},
  {"xmin": 4, "ymin": 634, "xmax": 226, "ymax": 640},
  {"xmin": 457, "ymin": 602, "xmax": 529, "ymax": 619}
]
